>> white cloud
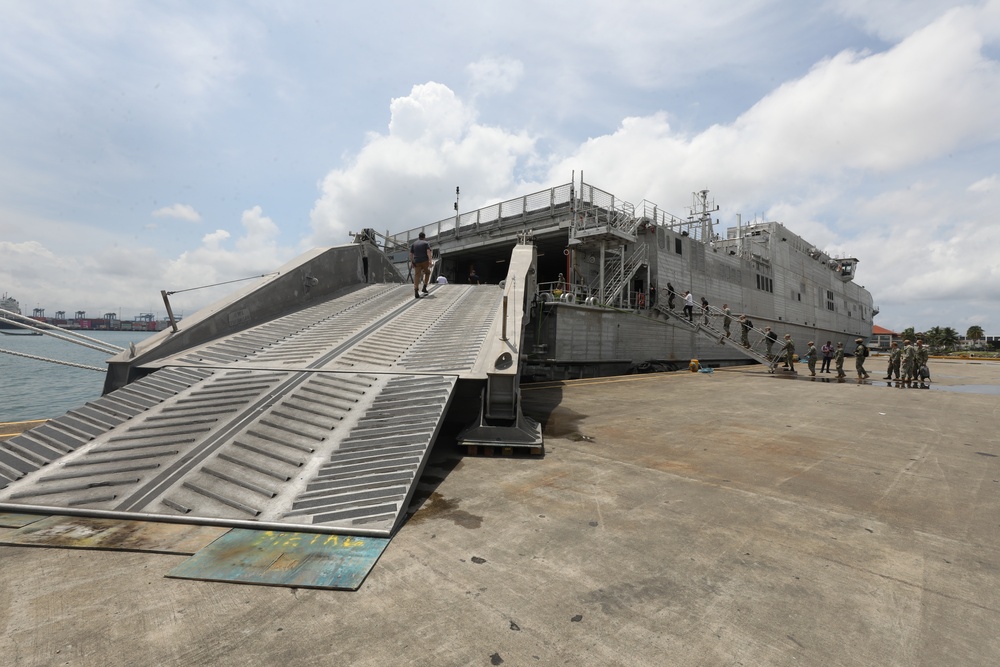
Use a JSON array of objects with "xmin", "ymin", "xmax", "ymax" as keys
[
  {"xmin": 0, "ymin": 205, "xmax": 292, "ymax": 320},
  {"xmin": 201, "ymin": 229, "xmax": 231, "ymax": 249},
  {"xmin": 830, "ymin": 0, "xmax": 993, "ymax": 42},
  {"xmin": 968, "ymin": 174, "xmax": 1000, "ymax": 192},
  {"xmin": 309, "ymin": 82, "xmax": 536, "ymax": 246},
  {"xmin": 466, "ymin": 56, "xmax": 524, "ymax": 96},
  {"xmin": 3, "ymin": 1, "xmax": 1000, "ymax": 337},
  {"xmin": 162, "ymin": 206, "xmax": 290, "ymax": 311},
  {"xmin": 152, "ymin": 203, "xmax": 202, "ymax": 222}
]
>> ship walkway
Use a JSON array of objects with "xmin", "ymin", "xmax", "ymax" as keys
[
  {"xmin": 0, "ymin": 245, "xmax": 541, "ymax": 538},
  {"xmin": 653, "ymin": 300, "xmax": 779, "ymax": 369}
]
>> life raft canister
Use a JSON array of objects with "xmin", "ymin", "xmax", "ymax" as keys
[{"xmin": 689, "ymin": 359, "xmax": 699, "ymax": 372}]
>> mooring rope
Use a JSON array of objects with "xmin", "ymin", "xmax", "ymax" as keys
[{"xmin": 0, "ymin": 347, "xmax": 105, "ymax": 372}]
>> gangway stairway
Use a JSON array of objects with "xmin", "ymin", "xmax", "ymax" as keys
[
  {"xmin": 0, "ymin": 244, "xmax": 542, "ymax": 538},
  {"xmin": 653, "ymin": 301, "xmax": 779, "ymax": 370}
]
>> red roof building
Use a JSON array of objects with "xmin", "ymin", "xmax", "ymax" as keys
[{"xmin": 871, "ymin": 325, "xmax": 898, "ymax": 349}]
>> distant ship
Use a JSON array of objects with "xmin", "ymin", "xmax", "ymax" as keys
[{"xmin": 0, "ymin": 293, "xmax": 29, "ymax": 333}]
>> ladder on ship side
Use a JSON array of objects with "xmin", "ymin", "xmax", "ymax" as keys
[
  {"xmin": 590, "ymin": 243, "xmax": 648, "ymax": 307},
  {"xmin": 653, "ymin": 300, "xmax": 778, "ymax": 370}
]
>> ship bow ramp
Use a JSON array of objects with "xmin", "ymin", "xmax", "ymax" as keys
[{"xmin": 0, "ymin": 242, "xmax": 541, "ymax": 538}]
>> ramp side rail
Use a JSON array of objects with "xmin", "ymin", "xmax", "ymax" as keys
[{"xmin": 458, "ymin": 242, "xmax": 543, "ymax": 451}]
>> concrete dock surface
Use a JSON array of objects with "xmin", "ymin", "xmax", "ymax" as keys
[{"xmin": 1, "ymin": 358, "xmax": 998, "ymax": 666}]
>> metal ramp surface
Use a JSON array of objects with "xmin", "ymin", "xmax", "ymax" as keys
[
  {"xmin": 146, "ymin": 283, "xmax": 503, "ymax": 375},
  {"xmin": 0, "ymin": 283, "xmax": 507, "ymax": 536}
]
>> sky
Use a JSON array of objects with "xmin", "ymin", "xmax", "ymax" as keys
[{"xmin": 1, "ymin": 0, "xmax": 998, "ymax": 336}]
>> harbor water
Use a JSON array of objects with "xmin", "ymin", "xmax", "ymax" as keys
[{"xmin": 0, "ymin": 329, "xmax": 156, "ymax": 422}]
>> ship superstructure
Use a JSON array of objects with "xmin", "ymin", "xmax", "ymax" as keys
[{"xmin": 385, "ymin": 177, "xmax": 876, "ymax": 379}]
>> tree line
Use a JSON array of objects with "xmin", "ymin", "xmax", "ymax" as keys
[{"xmin": 897, "ymin": 325, "xmax": 992, "ymax": 353}]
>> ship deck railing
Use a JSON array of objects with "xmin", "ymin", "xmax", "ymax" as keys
[
  {"xmin": 637, "ymin": 200, "xmax": 709, "ymax": 241},
  {"xmin": 383, "ymin": 181, "xmax": 687, "ymax": 254},
  {"xmin": 386, "ymin": 183, "xmax": 576, "ymax": 247}
]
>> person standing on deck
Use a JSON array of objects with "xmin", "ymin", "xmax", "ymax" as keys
[
  {"xmin": 410, "ymin": 232, "xmax": 432, "ymax": 299},
  {"xmin": 683, "ymin": 291, "xmax": 694, "ymax": 322},
  {"xmin": 722, "ymin": 304, "xmax": 732, "ymax": 338},
  {"xmin": 854, "ymin": 338, "xmax": 870, "ymax": 379},
  {"xmin": 820, "ymin": 341, "xmax": 834, "ymax": 373},
  {"xmin": 834, "ymin": 342, "xmax": 846, "ymax": 377},
  {"xmin": 884, "ymin": 341, "xmax": 901, "ymax": 380},
  {"xmin": 764, "ymin": 327, "xmax": 777, "ymax": 359},
  {"xmin": 805, "ymin": 341, "xmax": 818, "ymax": 376},
  {"xmin": 780, "ymin": 334, "xmax": 796, "ymax": 373}
]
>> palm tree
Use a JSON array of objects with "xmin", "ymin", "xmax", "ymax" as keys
[
  {"xmin": 941, "ymin": 327, "xmax": 959, "ymax": 352},
  {"xmin": 967, "ymin": 325, "xmax": 984, "ymax": 348},
  {"xmin": 923, "ymin": 326, "xmax": 943, "ymax": 351},
  {"xmin": 901, "ymin": 326, "xmax": 916, "ymax": 342}
]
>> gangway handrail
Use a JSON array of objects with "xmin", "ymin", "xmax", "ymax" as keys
[{"xmin": 652, "ymin": 297, "xmax": 779, "ymax": 368}]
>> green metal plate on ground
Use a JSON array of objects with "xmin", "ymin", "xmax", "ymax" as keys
[
  {"xmin": 166, "ymin": 528, "xmax": 390, "ymax": 590},
  {"xmin": 0, "ymin": 515, "xmax": 229, "ymax": 554},
  {"xmin": 0, "ymin": 511, "xmax": 46, "ymax": 528}
]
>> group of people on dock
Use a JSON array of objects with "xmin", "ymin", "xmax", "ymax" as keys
[
  {"xmin": 787, "ymin": 337, "xmax": 867, "ymax": 379},
  {"xmin": 882, "ymin": 339, "xmax": 930, "ymax": 383},
  {"xmin": 764, "ymin": 334, "xmax": 884, "ymax": 380},
  {"xmin": 776, "ymin": 335, "xmax": 930, "ymax": 384}
]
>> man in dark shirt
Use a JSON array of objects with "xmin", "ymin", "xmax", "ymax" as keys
[{"xmin": 410, "ymin": 232, "xmax": 431, "ymax": 299}]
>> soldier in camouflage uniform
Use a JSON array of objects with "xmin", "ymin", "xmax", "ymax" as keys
[
  {"xmin": 900, "ymin": 339, "xmax": 915, "ymax": 382},
  {"xmin": 915, "ymin": 339, "xmax": 930, "ymax": 382},
  {"xmin": 805, "ymin": 341, "xmax": 818, "ymax": 376},
  {"xmin": 834, "ymin": 342, "xmax": 846, "ymax": 377},
  {"xmin": 764, "ymin": 327, "xmax": 777, "ymax": 358},
  {"xmin": 854, "ymin": 338, "xmax": 870, "ymax": 379},
  {"xmin": 780, "ymin": 334, "xmax": 796, "ymax": 373},
  {"xmin": 883, "ymin": 341, "xmax": 901, "ymax": 380}
]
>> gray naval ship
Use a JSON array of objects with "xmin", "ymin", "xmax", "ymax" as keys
[
  {"xmin": 385, "ymin": 176, "xmax": 877, "ymax": 379},
  {"xmin": 0, "ymin": 176, "xmax": 876, "ymax": 540}
]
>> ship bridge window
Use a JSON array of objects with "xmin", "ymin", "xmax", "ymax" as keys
[
  {"xmin": 839, "ymin": 261, "xmax": 854, "ymax": 277},
  {"xmin": 755, "ymin": 274, "xmax": 773, "ymax": 293},
  {"xmin": 675, "ymin": 238, "xmax": 682, "ymax": 255},
  {"xmin": 826, "ymin": 290, "xmax": 835, "ymax": 311}
]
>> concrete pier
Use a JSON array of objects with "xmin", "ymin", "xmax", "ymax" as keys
[{"xmin": 2, "ymin": 359, "xmax": 998, "ymax": 666}]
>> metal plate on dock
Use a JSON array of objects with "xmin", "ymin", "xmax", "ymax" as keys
[
  {"xmin": 166, "ymin": 528, "xmax": 389, "ymax": 590},
  {"xmin": 0, "ymin": 511, "xmax": 46, "ymax": 528},
  {"xmin": 0, "ymin": 515, "xmax": 228, "ymax": 554}
]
